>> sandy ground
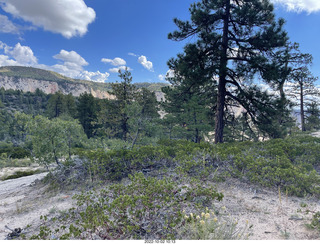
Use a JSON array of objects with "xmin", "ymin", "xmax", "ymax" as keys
[
  {"xmin": 0, "ymin": 172, "xmax": 76, "ymax": 240},
  {"xmin": 215, "ymin": 178, "xmax": 320, "ymax": 240},
  {"xmin": 0, "ymin": 168, "xmax": 319, "ymax": 240}
]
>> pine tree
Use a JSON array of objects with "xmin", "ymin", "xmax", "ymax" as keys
[
  {"xmin": 110, "ymin": 68, "xmax": 136, "ymax": 141},
  {"xmin": 286, "ymin": 66, "xmax": 319, "ymax": 132},
  {"xmin": 46, "ymin": 92, "xmax": 65, "ymax": 118},
  {"xmin": 305, "ymin": 102, "xmax": 320, "ymax": 131},
  {"xmin": 168, "ymin": 0, "xmax": 289, "ymax": 143},
  {"xmin": 77, "ymin": 92, "xmax": 98, "ymax": 138},
  {"xmin": 162, "ymin": 84, "xmax": 212, "ymax": 143}
]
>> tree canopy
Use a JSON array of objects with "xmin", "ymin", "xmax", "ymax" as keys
[{"xmin": 167, "ymin": 0, "xmax": 291, "ymax": 143}]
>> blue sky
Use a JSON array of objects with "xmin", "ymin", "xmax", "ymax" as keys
[{"xmin": 0, "ymin": 0, "xmax": 320, "ymax": 84}]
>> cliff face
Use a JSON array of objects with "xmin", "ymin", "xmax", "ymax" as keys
[{"xmin": 0, "ymin": 75, "xmax": 114, "ymax": 99}]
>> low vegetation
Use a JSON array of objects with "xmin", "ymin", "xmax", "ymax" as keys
[{"xmin": 10, "ymin": 134, "xmax": 317, "ymax": 240}]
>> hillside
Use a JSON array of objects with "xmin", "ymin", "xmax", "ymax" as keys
[{"xmin": 0, "ymin": 66, "xmax": 168, "ymax": 99}]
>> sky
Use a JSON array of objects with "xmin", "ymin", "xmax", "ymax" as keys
[{"xmin": 0, "ymin": 0, "xmax": 320, "ymax": 84}]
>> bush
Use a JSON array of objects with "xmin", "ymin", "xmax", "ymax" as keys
[
  {"xmin": 30, "ymin": 173, "xmax": 223, "ymax": 240},
  {"xmin": 178, "ymin": 207, "xmax": 251, "ymax": 240},
  {"xmin": 2, "ymin": 169, "xmax": 42, "ymax": 180},
  {"xmin": 0, "ymin": 146, "xmax": 30, "ymax": 159},
  {"xmin": 212, "ymin": 135, "xmax": 320, "ymax": 196}
]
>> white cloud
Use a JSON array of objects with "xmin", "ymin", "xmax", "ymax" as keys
[
  {"xmin": 158, "ymin": 70, "xmax": 175, "ymax": 82},
  {"xmin": 158, "ymin": 74, "xmax": 165, "ymax": 81},
  {"xmin": 272, "ymin": 0, "xmax": 320, "ymax": 13},
  {"xmin": 128, "ymin": 52, "xmax": 138, "ymax": 57},
  {"xmin": 138, "ymin": 55, "xmax": 153, "ymax": 71},
  {"xmin": 1, "ymin": 42, "xmax": 37, "ymax": 65},
  {"xmin": 109, "ymin": 66, "xmax": 132, "ymax": 73},
  {"xmin": 0, "ymin": 14, "xmax": 19, "ymax": 34},
  {"xmin": 54, "ymin": 50, "xmax": 88, "ymax": 67},
  {"xmin": 77, "ymin": 70, "xmax": 110, "ymax": 83},
  {"xmin": 101, "ymin": 57, "xmax": 126, "ymax": 66},
  {"xmin": 52, "ymin": 50, "xmax": 110, "ymax": 82},
  {"xmin": 0, "ymin": 41, "xmax": 109, "ymax": 82},
  {"xmin": 0, "ymin": 54, "xmax": 18, "ymax": 66},
  {"xmin": 0, "ymin": 0, "xmax": 96, "ymax": 38}
]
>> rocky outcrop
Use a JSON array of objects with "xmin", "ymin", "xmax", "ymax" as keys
[{"xmin": 0, "ymin": 76, "xmax": 113, "ymax": 99}]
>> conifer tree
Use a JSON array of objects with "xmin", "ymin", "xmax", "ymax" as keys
[
  {"xmin": 46, "ymin": 91, "xmax": 65, "ymax": 118},
  {"xmin": 110, "ymin": 68, "xmax": 136, "ymax": 141},
  {"xmin": 305, "ymin": 102, "xmax": 320, "ymax": 131},
  {"xmin": 168, "ymin": 0, "xmax": 289, "ymax": 143},
  {"xmin": 286, "ymin": 66, "xmax": 319, "ymax": 132},
  {"xmin": 77, "ymin": 92, "xmax": 98, "ymax": 138}
]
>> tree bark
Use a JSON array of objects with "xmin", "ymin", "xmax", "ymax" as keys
[
  {"xmin": 300, "ymin": 82, "xmax": 305, "ymax": 131},
  {"xmin": 214, "ymin": 0, "xmax": 230, "ymax": 144}
]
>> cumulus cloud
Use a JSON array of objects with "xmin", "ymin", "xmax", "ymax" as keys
[
  {"xmin": 166, "ymin": 69, "xmax": 175, "ymax": 78},
  {"xmin": 0, "ymin": 54, "xmax": 18, "ymax": 66},
  {"xmin": 52, "ymin": 50, "xmax": 110, "ymax": 82},
  {"xmin": 101, "ymin": 57, "xmax": 126, "ymax": 66},
  {"xmin": 0, "ymin": 41, "xmax": 109, "ymax": 82},
  {"xmin": 158, "ymin": 74, "xmax": 165, "ymax": 81},
  {"xmin": 158, "ymin": 70, "xmax": 175, "ymax": 82},
  {"xmin": 109, "ymin": 66, "xmax": 132, "ymax": 73},
  {"xmin": 77, "ymin": 70, "xmax": 110, "ymax": 83},
  {"xmin": 54, "ymin": 50, "xmax": 88, "ymax": 67},
  {"xmin": 272, "ymin": 0, "xmax": 320, "ymax": 13},
  {"xmin": 0, "ymin": 14, "xmax": 19, "ymax": 34},
  {"xmin": 0, "ymin": 41, "xmax": 37, "ymax": 65},
  {"xmin": 138, "ymin": 55, "xmax": 153, "ymax": 72},
  {"xmin": 0, "ymin": 0, "xmax": 96, "ymax": 38}
]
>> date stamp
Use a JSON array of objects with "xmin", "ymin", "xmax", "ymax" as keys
[{"xmin": 144, "ymin": 240, "xmax": 176, "ymax": 244}]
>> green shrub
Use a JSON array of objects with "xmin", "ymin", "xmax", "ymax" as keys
[
  {"xmin": 0, "ymin": 147, "xmax": 30, "ymax": 159},
  {"xmin": 309, "ymin": 212, "xmax": 320, "ymax": 233},
  {"xmin": 211, "ymin": 135, "xmax": 320, "ymax": 196},
  {"xmin": 178, "ymin": 207, "xmax": 250, "ymax": 240},
  {"xmin": 2, "ymin": 169, "xmax": 42, "ymax": 180},
  {"xmin": 30, "ymin": 173, "xmax": 223, "ymax": 240}
]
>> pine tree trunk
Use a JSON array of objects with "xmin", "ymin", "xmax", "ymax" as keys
[
  {"xmin": 300, "ymin": 82, "xmax": 305, "ymax": 131},
  {"xmin": 214, "ymin": 0, "xmax": 230, "ymax": 144}
]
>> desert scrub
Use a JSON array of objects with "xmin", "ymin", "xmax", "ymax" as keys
[
  {"xmin": 55, "ymin": 136, "xmax": 320, "ymax": 196},
  {"xmin": 178, "ymin": 207, "xmax": 251, "ymax": 240},
  {"xmin": 74, "ymin": 145, "xmax": 176, "ymax": 182},
  {"xmin": 0, "ymin": 157, "xmax": 32, "ymax": 169},
  {"xmin": 30, "ymin": 173, "xmax": 223, "ymax": 240},
  {"xmin": 308, "ymin": 212, "xmax": 320, "ymax": 234},
  {"xmin": 2, "ymin": 169, "xmax": 43, "ymax": 180},
  {"xmin": 210, "ymin": 135, "xmax": 320, "ymax": 197}
]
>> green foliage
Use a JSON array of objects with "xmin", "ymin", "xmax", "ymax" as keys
[
  {"xmin": 30, "ymin": 172, "xmax": 223, "ymax": 240},
  {"xmin": 0, "ymin": 146, "xmax": 30, "ymax": 159},
  {"xmin": 77, "ymin": 92, "xmax": 99, "ymax": 138},
  {"xmin": 178, "ymin": 207, "xmax": 250, "ymax": 240},
  {"xmin": 0, "ymin": 157, "xmax": 31, "ymax": 169},
  {"xmin": 46, "ymin": 92, "xmax": 77, "ymax": 119},
  {"xmin": 214, "ymin": 135, "xmax": 320, "ymax": 196},
  {"xmin": 27, "ymin": 115, "xmax": 87, "ymax": 167},
  {"xmin": 161, "ymin": 86, "xmax": 213, "ymax": 143},
  {"xmin": 109, "ymin": 69, "xmax": 137, "ymax": 141},
  {"xmin": 305, "ymin": 102, "xmax": 320, "ymax": 131},
  {"xmin": 2, "ymin": 169, "xmax": 42, "ymax": 180},
  {"xmin": 309, "ymin": 212, "xmax": 320, "ymax": 233},
  {"xmin": 75, "ymin": 144, "xmax": 175, "ymax": 181},
  {"xmin": 0, "ymin": 88, "xmax": 50, "ymax": 115}
]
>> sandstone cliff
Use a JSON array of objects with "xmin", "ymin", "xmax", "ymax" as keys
[
  {"xmin": 0, "ymin": 66, "xmax": 167, "ymax": 101},
  {"xmin": 0, "ymin": 66, "xmax": 114, "ymax": 99}
]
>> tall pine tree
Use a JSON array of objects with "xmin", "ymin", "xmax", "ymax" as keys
[
  {"xmin": 168, "ymin": 0, "xmax": 289, "ymax": 143},
  {"xmin": 110, "ymin": 68, "xmax": 136, "ymax": 141}
]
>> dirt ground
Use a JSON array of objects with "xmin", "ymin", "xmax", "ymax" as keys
[
  {"xmin": 0, "ymin": 172, "xmax": 76, "ymax": 240},
  {"xmin": 0, "ymin": 168, "xmax": 319, "ymax": 240}
]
